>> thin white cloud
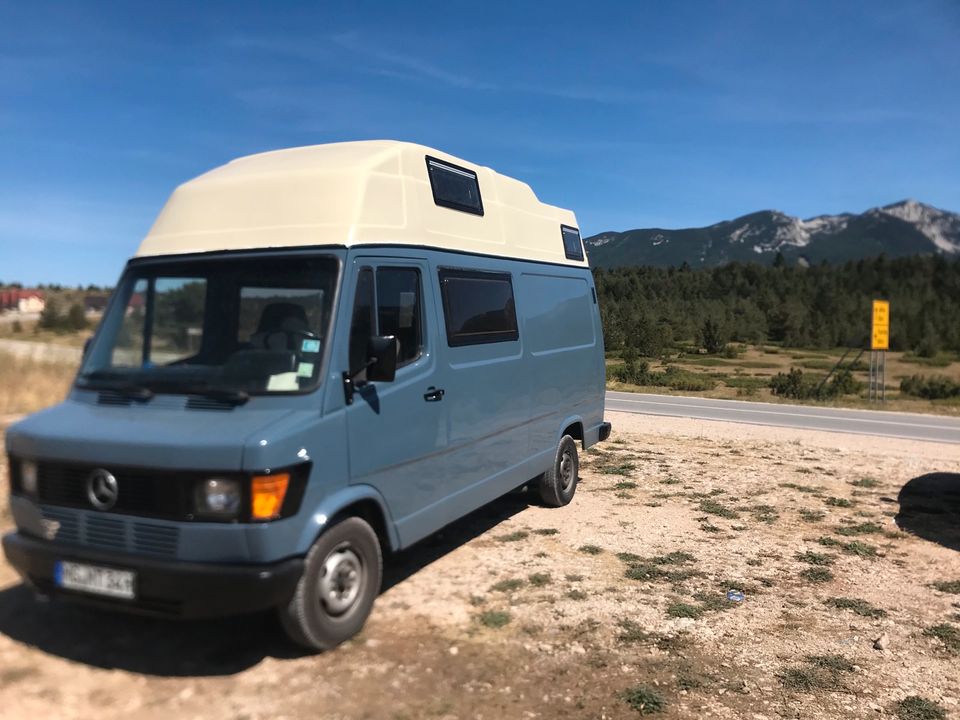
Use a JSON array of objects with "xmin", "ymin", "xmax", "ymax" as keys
[{"xmin": 330, "ymin": 32, "xmax": 498, "ymax": 91}]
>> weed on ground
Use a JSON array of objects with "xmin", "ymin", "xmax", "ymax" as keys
[
  {"xmin": 894, "ymin": 696, "xmax": 947, "ymax": 720},
  {"xmin": 497, "ymin": 530, "xmax": 529, "ymax": 542},
  {"xmin": 666, "ymin": 602, "xmax": 703, "ymax": 619},
  {"xmin": 698, "ymin": 499, "xmax": 740, "ymax": 519},
  {"xmin": 619, "ymin": 686, "xmax": 666, "ymax": 715},
  {"xmin": 527, "ymin": 572, "xmax": 551, "ymax": 587},
  {"xmin": 922, "ymin": 624, "xmax": 960, "ymax": 654},
  {"xmin": 800, "ymin": 567, "xmax": 835, "ymax": 583},
  {"xmin": 779, "ymin": 654, "xmax": 855, "ymax": 692},
  {"xmin": 478, "ymin": 610, "xmax": 511, "ymax": 629},
  {"xmin": 796, "ymin": 551, "xmax": 836, "ymax": 566},
  {"xmin": 835, "ymin": 522, "xmax": 883, "ymax": 536},
  {"xmin": 824, "ymin": 597, "xmax": 887, "ymax": 618},
  {"xmin": 824, "ymin": 497, "xmax": 855, "ymax": 508}
]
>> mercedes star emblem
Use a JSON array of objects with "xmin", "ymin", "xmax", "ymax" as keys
[{"xmin": 86, "ymin": 468, "xmax": 119, "ymax": 510}]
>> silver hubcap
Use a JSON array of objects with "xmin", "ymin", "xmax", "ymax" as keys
[
  {"xmin": 559, "ymin": 450, "xmax": 575, "ymax": 492},
  {"xmin": 318, "ymin": 546, "xmax": 363, "ymax": 616}
]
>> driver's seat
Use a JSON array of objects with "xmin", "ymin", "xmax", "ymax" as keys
[{"xmin": 250, "ymin": 302, "xmax": 309, "ymax": 351}]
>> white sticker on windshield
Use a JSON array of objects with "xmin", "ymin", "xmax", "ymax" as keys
[
  {"xmin": 296, "ymin": 362, "xmax": 314, "ymax": 378},
  {"xmin": 266, "ymin": 372, "xmax": 299, "ymax": 391},
  {"xmin": 301, "ymin": 339, "xmax": 321, "ymax": 353}
]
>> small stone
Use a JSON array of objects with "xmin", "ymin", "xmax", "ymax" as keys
[
  {"xmin": 449, "ymin": 646, "xmax": 459, "ymax": 656},
  {"xmin": 873, "ymin": 633, "xmax": 889, "ymax": 651}
]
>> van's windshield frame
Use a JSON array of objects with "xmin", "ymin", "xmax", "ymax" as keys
[{"xmin": 76, "ymin": 251, "xmax": 342, "ymax": 399}]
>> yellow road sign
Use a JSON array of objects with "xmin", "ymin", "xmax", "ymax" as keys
[{"xmin": 871, "ymin": 299, "xmax": 889, "ymax": 350}]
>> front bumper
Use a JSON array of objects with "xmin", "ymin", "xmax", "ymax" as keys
[
  {"xmin": 2, "ymin": 531, "xmax": 303, "ymax": 618},
  {"xmin": 598, "ymin": 422, "xmax": 612, "ymax": 442}
]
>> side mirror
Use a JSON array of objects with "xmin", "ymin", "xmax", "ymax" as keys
[{"xmin": 365, "ymin": 335, "xmax": 398, "ymax": 383}]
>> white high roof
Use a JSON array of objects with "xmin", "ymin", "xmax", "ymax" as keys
[{"xmin": 136, "ymin": 140, "xmax": 586, "ymax": 267}]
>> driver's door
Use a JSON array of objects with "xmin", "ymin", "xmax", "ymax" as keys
[{"xmin": 343, "ymin": 256, "xmax": 449, "ymax": 547}]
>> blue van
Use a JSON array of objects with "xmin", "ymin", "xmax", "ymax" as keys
[{"xmin": 2, "ymin": 141, "xmax": 610, "ymax": 650}]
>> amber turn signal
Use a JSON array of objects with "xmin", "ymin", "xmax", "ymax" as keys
[{"xmin": 251, "ymin": 473, "xmax": 290, "ymax": 520}]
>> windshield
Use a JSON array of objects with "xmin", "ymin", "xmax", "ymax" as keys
[{"xmin": 78, "ymin": 254, "xmax": 340, "ymax": 397}]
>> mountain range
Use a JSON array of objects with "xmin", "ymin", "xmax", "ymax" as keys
[{"xmin": 583, "ymin": 200, "xmax": 960, "ymax": 269}]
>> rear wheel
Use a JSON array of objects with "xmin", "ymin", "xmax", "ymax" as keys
[
  {"xmin": 536, "ymin": 435, "xmax": 579, "ymax": 507},
  {"xmin": 279, "ymin": 516, "xmax": 382, "ymax": 651}
]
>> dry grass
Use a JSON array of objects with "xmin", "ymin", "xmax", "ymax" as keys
[{"xmin": 0, "ymin": 350, "xmax": 77, "ymax": 415}]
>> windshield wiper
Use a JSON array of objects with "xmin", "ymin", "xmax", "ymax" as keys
[
  {"xmin": 111, "ymin": 384, "xmax": 155, "ymax": 401},
  {"xmin": 179, "ymin": 386, "xmax": 250, "ymax": 406},
  {"xmin": 78, "ymin": 372, "xmax": 155, "ymax": 401}
]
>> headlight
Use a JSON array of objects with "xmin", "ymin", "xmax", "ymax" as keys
[
  {"xmin": 194, "ymin": 478, "xmax": 241, "ymax": 519},
  {"xmin": 21, "ymin": 460, "xmax": 38, "ymax": 497}
]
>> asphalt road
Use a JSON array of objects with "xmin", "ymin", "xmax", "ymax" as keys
[{"xmin": 606, "ymin": 391, "xmax": 960, "ymax": 444}]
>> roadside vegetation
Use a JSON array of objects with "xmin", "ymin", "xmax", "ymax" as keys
[
  {"xmin": 596, "ymin": 255, "xmax": 960, "ymax": 414},
  {"xmin": 0, "ymin": 350, "xmax": 76, "ymax": 415}
]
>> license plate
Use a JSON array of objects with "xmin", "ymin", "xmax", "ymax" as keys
[{"xmin": 54, "ymin": 561, "xmax": 136, "ymax": 600}]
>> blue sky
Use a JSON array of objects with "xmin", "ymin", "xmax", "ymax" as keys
[{"xmin": 1, "ymin": 0, "xmax": 958, "ymax": 286}]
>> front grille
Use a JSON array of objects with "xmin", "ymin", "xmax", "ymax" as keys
[
  {"xmin": 37, "ymin": 462, "xmax": 192, "ymax": 520},
  {"xmin": 40, "ymin": 506, "xmax": 181, "ymax": 558},
  {"xmin": 133, "ymin": 522, "xmax": 181, "ymax": 556},
  {"xmin": 86, "ymin": 514, "xmax": 125, "ymax": 550}
]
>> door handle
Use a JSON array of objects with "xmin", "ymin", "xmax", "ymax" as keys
[{"xmin": 423, "ymin": 387, "xmax": 445, "ymax": 402}]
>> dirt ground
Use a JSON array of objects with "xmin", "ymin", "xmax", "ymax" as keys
[{"xmin": 1, "ymin": 411, "xmax": 959, "ymax": 720}]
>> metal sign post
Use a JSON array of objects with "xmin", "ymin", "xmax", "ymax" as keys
[{"xmin": 869, "ymin": 300, "xmax": 889, "ymax": 402}]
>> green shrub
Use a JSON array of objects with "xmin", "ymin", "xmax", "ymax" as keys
[
  {"xmin": 770, "ymin": 367, "xmax": 861, "ymax": 400},
  {"xmin": 612, "ymin": 360, "xmax": 716, "ymax": 391},
  {"xmin": 900, "ymin": 374, "xmax": 960, "ymax": 400},
  {"xmin": 770, "ymin": 368, "xmax": 819, "ymax": 399}
]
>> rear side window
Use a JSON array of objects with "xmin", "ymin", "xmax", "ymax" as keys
[
  {"xmin": 561, "ymin": 225, "xmax": 584, "ymax": 261},
  {"xmin": 439, "ymin": 269, "xmax": 518, "ymax": 346},
  {"xmin": 426, "ymin": 156, "xmax": 483, "ymax": 216}
]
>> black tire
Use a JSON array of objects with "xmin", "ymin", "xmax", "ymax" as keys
[
  {"xmin": 279, "ymin": 516, "xmax": 382, "ymax": 652},
  {"xmin": 536, "ymin": 435, "xmax": 579, "ymax": 507}
]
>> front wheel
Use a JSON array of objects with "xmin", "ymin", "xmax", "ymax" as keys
[
  {"xmin": 536, "ymin": 435, "xmax": 579, "ymax": 507},
  {"xmin": 279, "ymin": 516, "xmax": 382, "ymax": 651}
]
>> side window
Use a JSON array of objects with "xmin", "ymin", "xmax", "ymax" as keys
[
  {"xmin": 438, "ymin": 269, "xmax": 518, "ymax": 347},
  {"xmin": 376, "ymin": 267, "xmax": 423, "ymax": 367},
  {"xmin": 348, "ymin": 268, "xmax": 375, "ymax": 376},
  {"xmin": 561, "ymin": 225, "xmax": 584, "ymax": 261}
]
